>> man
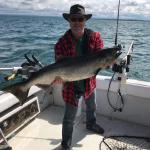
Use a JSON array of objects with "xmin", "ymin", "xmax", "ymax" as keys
[{"xmin": 54, "ymin": 4, "xmax": 104, "ymax": 150}]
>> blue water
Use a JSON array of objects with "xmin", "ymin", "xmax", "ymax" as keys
[{"xmin": 0, "ymin": 15, "xmax": 150, "ymax": 88}]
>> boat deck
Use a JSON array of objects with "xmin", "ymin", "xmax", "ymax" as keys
[{"xmin": 8, "ymin": 105, "xmax": 150, "ymax": 150}]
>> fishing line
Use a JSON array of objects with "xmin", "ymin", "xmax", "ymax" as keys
[{"xmin": 107, "ymin": 72, "xmax": 124, "ymax": 112}]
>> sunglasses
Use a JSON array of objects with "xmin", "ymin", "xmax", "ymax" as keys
[{"xmin": 70, "ymin": 17, "xmax": 85, "ymax": 22}]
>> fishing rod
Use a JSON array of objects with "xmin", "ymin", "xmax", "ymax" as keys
[
  {"xmin": 107, "ymin": 0, "xmax": 134, "ymax": 112},
  {"xmin": 107, "ymin": 0, "xmax": 125, "ymax": 112},
  {"xmin": 115, "ymin": 0, "xmax": 120, "ymax": 46}
]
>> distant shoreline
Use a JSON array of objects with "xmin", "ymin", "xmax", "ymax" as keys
[{"xmin": 0, "ymin": 13, "xmax": 149, "ymax": 22}]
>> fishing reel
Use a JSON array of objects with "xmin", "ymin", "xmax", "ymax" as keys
[
  {"xmin": 112, "ymin": 41, "xmax": 134, "ymax": 81},
  {"xmin": 19, "ymin": 54, "xmax": 43, "ymax": 79},
  {"xmin": 3, "ymin": 54, "xmax": 43, "ymax": 81},
  {"xmin": 22, "ymin": 54, "xmax": 43, "ymax": 68}
]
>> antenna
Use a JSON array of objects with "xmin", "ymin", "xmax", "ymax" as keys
[{"xmin": 115, "ymin": 0, "xmax": 121, "ymax": 46}]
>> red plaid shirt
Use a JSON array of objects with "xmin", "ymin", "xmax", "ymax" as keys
[{"xmin": 54, "ymin": 29, "xmax": 104, "ymax": 106}]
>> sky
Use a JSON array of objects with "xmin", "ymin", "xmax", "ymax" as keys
[{"xmin": 0, "ymin": 0, "xmax": 149, "ymax": 20}]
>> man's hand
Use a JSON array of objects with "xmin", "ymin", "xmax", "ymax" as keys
[{"xmin": 52, "ymin": 76, "xmax": 63, "ymax": 85}]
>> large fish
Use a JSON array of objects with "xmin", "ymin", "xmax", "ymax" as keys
[{"xmin": 3, "ymin": 46, "xmax": 121, "ymax": 103}]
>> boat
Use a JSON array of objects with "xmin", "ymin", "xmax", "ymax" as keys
[
  {"xmin": 0, "ymin": 41, "xmax": 150, "ymax": 150},
  {"xmin": 0, "ymin": 1, "xmax": 150, "ymax": 148}
]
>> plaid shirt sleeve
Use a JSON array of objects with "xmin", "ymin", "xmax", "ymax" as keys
[{"xmin": 89, "ymin": 32, "xmax": 104, "ymax": 51}]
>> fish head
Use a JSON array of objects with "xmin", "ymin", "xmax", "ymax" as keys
[{"xmin": 97, "ymin": 45, "xmax": 122, "ymax": 68}]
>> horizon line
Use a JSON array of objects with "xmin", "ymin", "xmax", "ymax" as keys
[{"xmin": 0, "ymin": 13, "xmax": 149, "ymax": 22}]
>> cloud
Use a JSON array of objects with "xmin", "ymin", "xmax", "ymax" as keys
[
  {"xmin": 0, "ymin": 0, "xmax": 149, "ymax": 20},
  {"xmin": 120, "ymin": 0, "xmax": 150, "ymax": 19}
]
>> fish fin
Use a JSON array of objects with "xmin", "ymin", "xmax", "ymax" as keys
[
  {"xmin": 36, "ymin": 77, "xmax": 62, "ymax": 90},
  {"xmin": 95, "ymin": 68, "xmax": 101, "ymax": 75},
  {"xmin": 36, "ymin": 84, "xmax": 51, "ymax": 90},
  {"xmin": 36, "ymin": 84, "xmax": 53, "ymax": 95}
]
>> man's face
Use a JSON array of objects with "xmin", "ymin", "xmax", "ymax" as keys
[{"xmin": 69, "ymin": 16, "xmax": 86, "ymax": 38}]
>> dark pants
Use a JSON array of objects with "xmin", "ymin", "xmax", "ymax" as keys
[{"xmin": 61, "ymin": 92, "xmax": 96, "ymax": 149}]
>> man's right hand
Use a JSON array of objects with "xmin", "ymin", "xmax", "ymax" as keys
[{"xmin": 52, "ymin": 76, "xmax": 63, "ymax": 85}]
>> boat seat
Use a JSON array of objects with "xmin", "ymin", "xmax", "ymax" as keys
[{"xmin": 0, "ymin": 91, "xmax": 20, "ymax": 117}]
